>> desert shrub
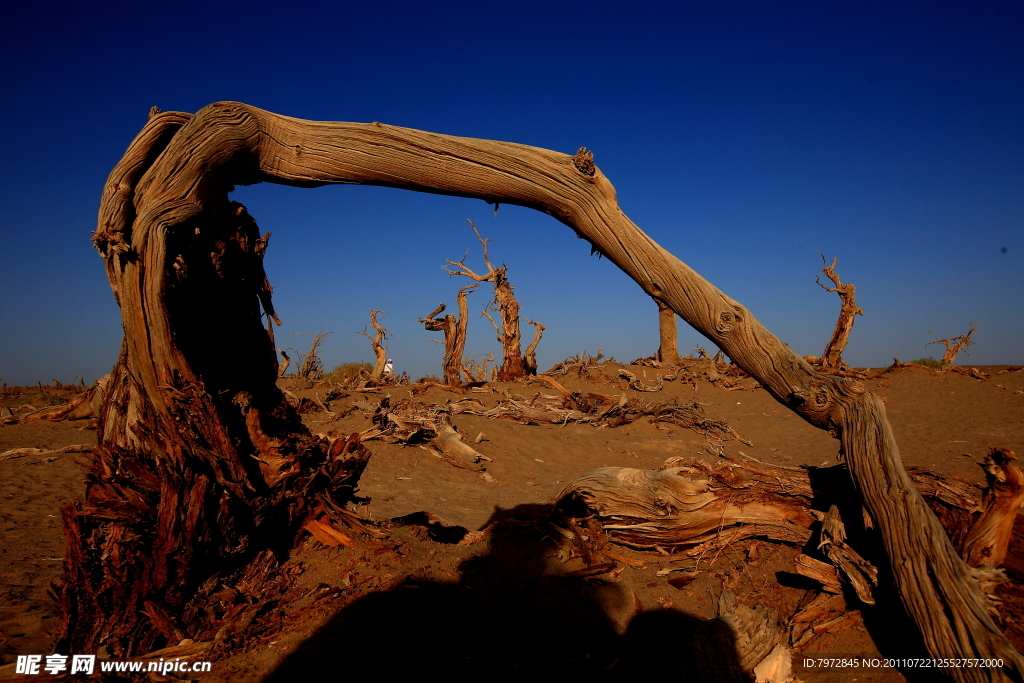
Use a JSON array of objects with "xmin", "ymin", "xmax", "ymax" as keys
[
  {"xmin": 323, "ymin": 362, "xmax": 373, "ymax": 384},
  {"xmin": 415, "ymin": 374, "xmax": 442, "ymax": 384},
  {"xmin": 909, "ymin": 357, "xmax": 946, "ymax": 369}
]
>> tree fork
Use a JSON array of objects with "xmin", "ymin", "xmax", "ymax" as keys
[{"xmin": 78, "ymin": 102, "xmax": 1019, "ymax": 679}]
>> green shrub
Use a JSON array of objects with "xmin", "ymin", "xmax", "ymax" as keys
[
  {"xmin": 322, "ymin": 362, "xmax": 373, "ymax": 383},
  {"xmin": 909, "ymin": 357, "xmax": 946, "ymax": 369}
]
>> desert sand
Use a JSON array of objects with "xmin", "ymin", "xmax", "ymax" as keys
[{"xmin": 1, "ymin": 362, "xmax": 1022, "ymax": 681}]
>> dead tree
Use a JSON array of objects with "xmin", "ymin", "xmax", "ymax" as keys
[
  {"xmin": 928, "ymin": 321, "xmax": 983, "ymax": 365},
  {"xmin": 462, "ymin": 351, "xmax": 495, "ymax": 383},
  {"xmin": 73, "ymin": 102, "xmax": 1019, "ymax": 678},
  {"xmin": 294, "ymin": 332, "xmax": 330, "ymax": 379},
  {"xmin": 418, "ymin": 284, "xmax": 477, "ymax": 386},
  {"xmin": 655, "ymin": 299, "xmax": 684, "ymax": 365},
  {"xmin": 446, "ymin": 220, "xmax": 538, "ymax": 380},
  {"xmin": 813, "ymin": 254, "xmax": 863, "ymax": 370},
  {"xmin": 277, "ymin": 348, "xmax": 291, "ymax": 377},
  {"xmin": 523, "ymin": 319, "xmax": 546, "ymax": 375},
  {"xmin": 358, "ymin": 310, "xmax": 389, "ymax": 379}
]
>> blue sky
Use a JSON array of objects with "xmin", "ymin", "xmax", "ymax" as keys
[{"xmin": 1, "ymin": 1, "xmax": 1021, "ymax": 385}]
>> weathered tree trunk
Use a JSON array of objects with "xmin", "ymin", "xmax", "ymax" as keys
[
  {"xmin": 929, "ymin": 321, "xmax": 984, "ymax": 365},
  {"xmin": 489, "ymin": 270, "xmax": 527, "ymax": 380},
  {"xmin": 523, "ymin": 319, "xmax": 545, "ymax": 375},
  {"xmin": 815, "ymin": 255, "xmax": 863, "ymax": 369},
  {"xmin": 655, "ymin": 299, "xmax": 684, "ymax": 365},
  {"xmin": 963, "ymin": 449, "xmax": 1024, "ymax": 569},
  {"xmin": 74, "ymin": 102, "xmax": 1020, "ymax": 679},
  {"xmin": 358, "ymin": 310, "xmax": 389, "ymax": 379},
  {"xmin": 447, "ymin": 221, "xmax": 533, "ymax": 380},
  {"xmin": 419, "ymin": 285, "xmax": 477, "ymax": 386}
]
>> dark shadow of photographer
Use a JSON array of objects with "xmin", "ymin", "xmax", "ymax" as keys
[{"xmin": 266, "ymin": 503, "xmax": 743, "ymax": 682}]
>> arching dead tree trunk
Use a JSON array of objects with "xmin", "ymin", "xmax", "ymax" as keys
[
  {"xmin": 655, "ymin": 299, "xmax": 684, "ymax": 365},
  {"xmin": 446, "ymin": 220, "xmax": 538, "ymax": 380},
  {"xmin": 358, "ymin": 310, "xmax": 389, "ymax": 379},
  {"xmin": 73, "ymin": 102, "xmax": 1019, "ymax": 679},
  {"xmin": 928, "ymin": 321, "xmax": 983, "ymax": 365},
  {"xmin": 419, "ymin": 285, "xmax": 477, "ymax": 386},
  {"xmin": 811, "ymin": 254, "xmax": 863, "ymax": 371}
]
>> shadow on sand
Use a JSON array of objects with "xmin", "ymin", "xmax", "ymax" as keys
[{"xmin": 266, "ymin": 504, "xmax": 747, "ymax": 682}]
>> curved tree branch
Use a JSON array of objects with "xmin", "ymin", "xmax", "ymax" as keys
[{"xmin": 89, "ymin": 102, "xmax": 1020, "ymax": 678}]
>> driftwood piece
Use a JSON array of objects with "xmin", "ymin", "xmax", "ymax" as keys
[
  {"xmin": 964, "ymin": 449, "xmax": 1024, "ymax": 568},
  {"xmin": 794, "ymin": 554, "xmax": 843, "ymax": 594},
  {"xmin": 813, "ymin": 504, "xmax": 879, "ymax": 605},
  {"xmin": 16, "ymin": 375, "xmax": 109, "ymax": 423},
  {"xmin": 618, "ymin": 368, "xmax": 664, "ymax": 392},
  {"xmin": 556, "ymin": 464, "xmax": 815, "ymax": 555},
  {"xmin": 81, "ymin": 101, "xmax": 1018, "ymax": 677},
  {"xmin": 361, "ymin": 397, "xmax": 491, "ymax": 472}
]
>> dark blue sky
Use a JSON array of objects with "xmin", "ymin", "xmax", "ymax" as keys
[{"xmin": 1, "ymin": 1, "xmax": 1021, "ymax": 385}]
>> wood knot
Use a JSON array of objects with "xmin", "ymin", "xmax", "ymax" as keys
[
  {"xmin": 716, "ymin": 311, "xmax": 735, "ymax": 334},
  {"xmin": 787, "ymin": 392, "xmax": 807, "ymax": 407},
  {"xmin": 148, "ymin": 106, "xmax": 162, "ymax": 120},
  {"xmin": 573, "ymin": 147, "xmax": 596, "ymax": 176}
]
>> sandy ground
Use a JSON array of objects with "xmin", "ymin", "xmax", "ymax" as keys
[{"xmin": 1, "ymin": 364, "xmax": 1022, "ymax": 681}]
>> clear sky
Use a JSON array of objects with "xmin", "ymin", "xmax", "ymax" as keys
[{"xmin": 1, "ymin": 1, "xmax": 1021, "ymax": 386}]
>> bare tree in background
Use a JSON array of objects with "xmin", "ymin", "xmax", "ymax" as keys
[
  {"xmin": 810, "ymin": 254, "xmax": 863, "ymax": 372},
  {"xmin": 446, "ymin": 220, "xmax": 541, "ymax": 380},
  {"xmin": 419, "ymin": 285, "xmax": 477, "ymax": 386},
  {"xmin": 358, "ymin": 310, "xmax": 389, "ymax": 379},
  {"xmin": 654, "ymin": 299, "xmax": 684, "ymax": 365},
  {"xmin": 928, "ymin": 321, "xmax": 983, "ymax": 365}
]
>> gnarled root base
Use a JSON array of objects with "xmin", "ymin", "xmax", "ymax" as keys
[{"xmin": 55, "ymin": 433, "xmax": 371, "ymax": 655}]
